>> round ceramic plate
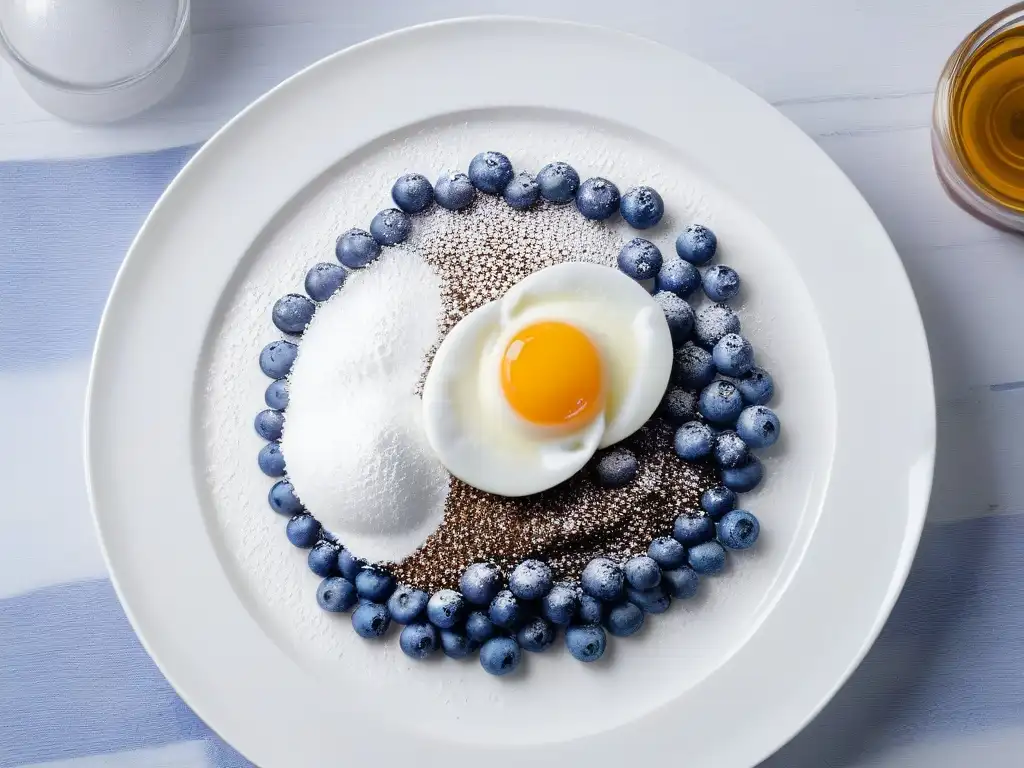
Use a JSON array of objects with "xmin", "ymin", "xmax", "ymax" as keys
[{"xmin": 85, "ymin": 17, "xmax": 934, "ymax": 768}]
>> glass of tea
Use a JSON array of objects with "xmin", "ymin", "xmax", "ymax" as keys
[{"xmin": 934, "ymin": 2, "xmax": 1024, "ymax": 232}]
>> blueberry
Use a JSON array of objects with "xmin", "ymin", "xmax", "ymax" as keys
[
  {"xmin": 673, "ymin": 421, "xmax": 715, "ymax": 461},
  {"xmin": 603, "ymin": 601, "xmax": 644, "ymax": 637},
  {"xmin": 271, "ymin": 293, "xmax": 316, "ymax": 335},
  {"xmin": 351, "ymin": 601, "xmax": 391, "ymax": 639},
  {"xmin": 714, "ymin": 430, "xmax": 750, "ymax": 469},
  {"xmin": 594, "ymin": 448, "xmax": 638, "ymax": 488},
  {"xmin": 576, "ymin": 177, "xmax": 621, "ymax": 220},
  {"xmin": 712, "ymin": 333, "xmax": 754, "ymax": 378},
  {"xmin": 303, "ymin": 262, "xmax": 346, "ymax": 303},
  {"xmin": 703, "ymin": 264, "xmax": 741, "ymax": 302},
  {"xmin": 722, "ymin": 456, "xmax": 764, "ymax": 493},
  {"xmin": 718, "ymin": 510, "xmax": 761, "ymax": 550},
  {"xmin": 286, "ymin": 514, "xmax": 321, "ymax": 548},
  {"xmin": 580, "ymin": 557, "xmax": 625, "ymax": 602},
  {"xmin": 308, "ymin": 540, "xmax": 340, "ymax": 577},
  {"xmin": 654, "ymin": 291, "xmax": 695, "ymax": 344},
  {"xmin": 578, "ymin": 594, "xmax": 604, "ymax": 625},
  {"xmin": 488, "ymin": 589, "xmax": 522, "ymax": 630},
  {"xmin": 661, "ymin": 567, "xmax": 700, "ymax": 599},
  {"xmin": 672, "ymin": 345, "xmax": 716, "ymax": 391},
  {"xmin": 699, "ymin": 380, "xmax": 744, "ymax": 425},
  {"xmin": 737, "ymin": 405, "xmax": 780, "ymax": 449},
  {"xmin": 337, "ymin": 549, "xmax": 366, "ymax": 581},
  {"xmin": 657, "ymin": 387, "xmax": 697, "ymax": 427},
  {"xmin": 617, "ymin": 238, "xmax": 663, "ymax": 280},
  {"xmin": 264, "ymin": 378, "xmax": 289, "ymax": 410},
  {"xmin": 259, "ymin": 340, "xmax": 298, "ymax": 378},
  {"xmin": 503, "ymin": 171, "xmax": 540, "ymax": 210},
  {"xmin": 509, "ymin": 559, "xmax": 554, "ymax": 600},
  {"xmin": 257, "ymin": 442, "xmax": 286, "ymax": 477},
  {"xmin": 623, "ymin": 555, "xmax": 661, "ymax": 590},
  {"xmin": 694, "ymin": 303, "xmax": 741, "ymax": 349},
  {"xmin": 427, "ymin": 589, "xmax": 466, "ymax": 629},
  {"xmin": 434, "ymin": 171, "xmax": 477, "ymax": 210},
  {"xmin": 565, "ymin": 624, "xmax": 606, "ymax": 662},
  {"xmin": 466, "ymin": 610, "xmax": 496, "ymax": 642},
  {"xmin": 441, "ymin": 629, "xmax": 479, "ymax": 659},
  {"xmin": 335, "ymin": 228, "xmax": 381, "ymax": 269},
  {"xmin": 627, "ymin": 585, "xmax": 672, "ymax": 614},
  {"xmin": 676, "ymin": 224, "xmax": 717, "ymax": 265},
  {"xmin": 254, "ymin": 409, "xmax": 285, "ymax": 441},
  {"xmin": 688, "ymin": 540, "xmax": 727, "ymax": 574},
  {"xmin": 369, "ymin": 208, "xmax": 412, "ymax": 246},
  {"xmin": 268, "ymin": 480, "xmax": 303, "ymax": 516},
  {"xmin": 648, "ymin": 536, "xmax": 687, "ymax": 569},
  {"xmin": 399, "ymin": 622, "xmax": 439, "ymax": 659},
  {"xmin": 737, "ymin": 367, "xmax": 775, "ymax": 406},
  {"xmin": 356, "ymin": 568, "xmax": 395, "ymax": 602},
  {"xmin": 391, "ymin": 173, "xmax": 434, "ymax": 213},
  {"xmin": 620, "ymin": 185, "xmax": 664, "ymax": 229},
  {"xmin": 541, "ymin": 583, "xmax": 579, "ymax": 625},
  {"xmin": 317, "ymin": 576, "xmax": 357, "ymax": 612},
  {"xmin": 673, "ymin": 514, "xmax": 716, "ymax": 545},
  {"xmin": 656, "ymin": 258, "xmax": 701, "ymax": 297},
  {"xmin": 387, "ymin": 585, "xmax": 430, "ymax": 624},
  {"xmin": 517, "ymin": 616, "xmax": 556, "ymax": 652},
  {"xmin": 479, "ymin": 636, "xmax": 521, "ymax": 676},
  {"xmin": 468, "ymin": 151, "xmax": 514, "ymax": 194},
  {"xmin": 536, "ymin": 161, "xmax": 580, "ymax": 203},
  {"xmin": 701, "ymin": 486, "xmax": 737, "ymax": 519},
  {"xmin": 459, "ymin": 562, "xmax": 502, "ymax": 606}
]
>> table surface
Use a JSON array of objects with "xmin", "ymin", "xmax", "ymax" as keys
[{"xmin": 2, "ymin": 1, "xmax": 1024, "ymax": 766}]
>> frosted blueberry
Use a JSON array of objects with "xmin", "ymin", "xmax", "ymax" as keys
[
  {"xmin": 259, "ymin": 340, "xmax": 297, "ymax": 378},
  {"xmin": 307, "ymin": 539, "xmax": 340, "ymax": 577},
  {"xmin": 459, "ymin": 562, "xmax": 502, "ymax": 606},
  {"xmin": 335, "ymin": 228, "xmax": 381, "ymax": 269},
  {"xmin": 427, "ymin": 589, "xmax": 466, "ymax": 629},
  {"xmin": 648, "ymin": 536, "xmax": 687, "ymax": 569},
  {"xmin": 541, "ymin": 583, "xmax": 579, "ymax": 625},
  {"xmin": 509, "ymin": 559, "xmax": 554, "ymax": 600},
  {"xmin": 356, "ymin": 568, "xmax": 396, "ymax": 603},
  {"xmin": 517, "ymin": 616, "xmax": 556, "ymax": 652},
  {"xmin": 503, "ymin": 171, "xmax": 540, "ymax": 210},
  {"xmin": 605, "ymin": 601, "xmax": 644, "ymax": 637},
  {"xmin": 566, "ymin": 624, "xmax": 606, "ymax": 662},
  {"xmin": 387, "ymin": 585, "xmax": 430, "ymax": 624},
  {"xmin": 257, "ymin": 442, "xmax": 285, "ymax": 477},
  {"xmin": 272, "ymin": 293, "xmax": 316, "ymax": 335},
  {"xmin": 722, "ymin": 456, "xmax": 764, "ymax": 493},
  {"xmin": 617, "ymin": 237, "xmax": 663, "ymax": 280},
  {"xmin": 661, "ymin": 567, "xmax": 700, "ymax": 599},
  {"xmin": 369, "ymin": 208, "xmax": 412, "ymax": 245},
  {"xmin": 264, "ymin": 378, "xmax": 289, "ymax": 410},
  {"xmin": 466, "ymin": 610, "xmax": 496, "ymax": 643},
  {"xmin": 620, "ymin": 185, "xmax": 664, "ymax": 229},
  {"xmin": 337, "ymin": 549, "xmax": 366, "ymax": 581},
  {"xmin": 623, "ymin": 555, "xmax": 661, "ymax": 590},
  {"xmin": 480, "ymin": 636, "xmax": 521, "ymax": 676},
  {"xmin": 676, "ymin": 224, "xmax": 717, "ymax": 265},
  {"xmin": 718, "ymin": 510, "xmax": 761, "ymax": 550},
  {"xmin": 286, "ymin": 514, "xmax": 321, "ymax": 548},
  {"xmin": 654, "ymin": 291, "xmax": 695, "ymax": 344},
  {"xmin": 254, "ymin": 409, "xmax": 284, "ymax": 441},
  {"xmin": 576, "ymin": 177, "xmax": 620, "ymax": 220},
  {"xmin": 694, "ymin": 303, "xmax": 741, "ymax": 349},
  {"xmin": 268, "ymin": 479, "xmax": 302, "ymax": 516},
  {"xmin": 672, "ymin": 345, "xmax": 716, "ymax": 391},
  {"xmin": 688, "ymin": 540, "xmax": 727, "ymax": 574},
  {"xmin": 351, "ymin": 601, "xmax": 391, "ymax": 639},
  {"xmin": 699, "ymin": 380, "xmax": 744, "ymax": 425},
  {"xmin": 581, "ymin": 557, "xmax": 625, "ymax": 602},
  {"xmin": 488, "ymin": 589, "xmax": 522, "ymax": 630},
  {"xmin": 400, "ymin": 623, "xmax": 439, "ymax": 660},
  {"xmin": 673, "ymin": 513, "xmax": 716, "ymax": 545},
  {"xmin": 304, "ymin": 262, "xmax": 346, "ymax": 303},
  {"xmin": 737, "ymin": 405, "xmax": 780, "ymax": 449},
  {"xmin": 712, "ymin": 333, "xmax": 755, "ymax": 377},
  {"xmin": 701, "ymin": 486, "xmax": 737, "ymax": 519},
  {"xmin": 440, "ymin": 629, "xmax": 478, "ymax": 659},
  {"xmin": 536, "ymin": 161, "xmax": 580, "ymax": 203},
  {"xmin": 674, "ymin": 421, "xmax": 715, "ymax": 461},
  {"xmin": 578, "ymin": 594, "xmax": 604, "ymax": 625},
  {"xmin": 714, "ymin": 430, "xmax": 750, "ymax": 469},
  {"xmin": 658, "ymin": 387, "xmax": 698, "ymax": 427},
  {"xmin": 391, "ymin": 173, "xmax": 434, "ymax": 213},
  {"xmin": 594, "ymin": 448, "xmax": 639, "ymax": 488},
  {"xmin": 468, "ymin": 151, "xmax": 514, "ymax": 194},
  {"xmin": 434, "ymin": 171, "xmax": 477, "ymax": 210},
  {"xmin": 737, "ymin": 367, "xmax": 775, "ymax": 406},
  {"xmin": 317, "ymin": 576, "xmax": 357, "ymax": 612},
  {"xmin": 703, "ymin": 264, "xmax": 741, "ymax": 302},
  {"xmin": 656, "ymin": 258, "xmax": 701, "ymax": 297}
]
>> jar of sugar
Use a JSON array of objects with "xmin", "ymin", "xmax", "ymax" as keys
[{"xmin": 0, "ymin": 0, "xmax": 190, "ymax": 123}]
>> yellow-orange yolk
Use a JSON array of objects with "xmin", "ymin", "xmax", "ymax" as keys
[{"xmin": 500, "ymin": 321, "xmax": 605, "ymax": 427}]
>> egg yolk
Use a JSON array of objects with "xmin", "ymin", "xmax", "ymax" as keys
[{"xmin": 500, "ymin": 321, "xmax": 604, "ymax": 427}]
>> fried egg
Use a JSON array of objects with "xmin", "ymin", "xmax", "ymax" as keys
[{"xmin": 421, "ymin": 262, "xmax": 673, "ymax": 496}]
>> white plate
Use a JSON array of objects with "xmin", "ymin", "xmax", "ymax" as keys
[{"xmin": 85, "ymin": 17, "xmax": 934, "ymax": 768}]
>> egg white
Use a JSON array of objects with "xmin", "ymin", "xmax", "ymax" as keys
[{"xmin": 422, "ymin": 262, "xmax": 673, "ymax": 497}]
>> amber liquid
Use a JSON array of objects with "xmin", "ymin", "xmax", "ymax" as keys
[{"xmin": 950, "ymin": 25, "xmax": 1024, "ymax": 211}]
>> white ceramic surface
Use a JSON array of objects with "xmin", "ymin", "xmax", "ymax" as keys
[{"xmin": 85, "ymin": 18, "xmax": 935, "ymax": 768}]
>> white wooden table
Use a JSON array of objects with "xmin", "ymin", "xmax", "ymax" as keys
[{"xmin": 2, "ymin": 2, "xmax": 1022, "ymax": 766}]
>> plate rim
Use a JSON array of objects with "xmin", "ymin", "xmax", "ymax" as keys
[{"xmin": 85, "ymin": 15, "xmax": 935, "ymax": 768}]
